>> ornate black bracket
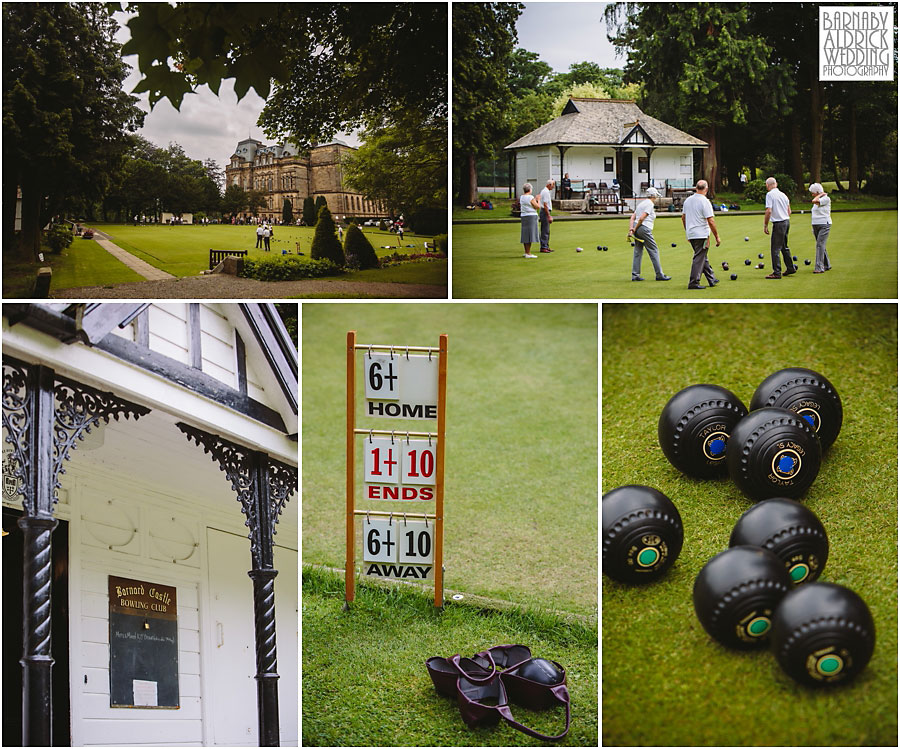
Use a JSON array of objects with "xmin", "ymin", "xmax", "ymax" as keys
[
  {"xmin": 176, "ymin": 421, "xmax": 296, "ymax": 747},
  {"xmin": 2, "ymin": 355, "xmax": 150, "ymax": 747}
]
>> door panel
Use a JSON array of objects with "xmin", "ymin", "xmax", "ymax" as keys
[{"xmin": 206, "ymin": 529, "xmax": 298, "ymax": 746}]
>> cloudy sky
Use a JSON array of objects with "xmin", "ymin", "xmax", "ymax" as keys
[
  {"xmin": 515, "ymin": 2, "xmax": 625, "ymax": 73},
  {"xmin": 113, "ymin": 12, "xmax": 359, "ymax": 168}
]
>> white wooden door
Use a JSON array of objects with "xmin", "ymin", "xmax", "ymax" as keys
[{"xmin": 206, "ymin": 529, "xmax": 298, "ymax": 746}]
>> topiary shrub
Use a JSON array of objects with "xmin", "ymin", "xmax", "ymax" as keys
[
  {"xmin": 743, "ymin": 179, "xmax": 767, "ymax": 204},
  {"xmin": 344, "ymin": 224, "xmax": 380, "ymax": 270},
  {"xmin": 46, "ymin": 224, "xmax": 74, "ymax": 253},
  {"xmin": 240, "ymin": 255, "xmax": 343, "ymax": 281},
  {"xmin": 302, "ymin": 196, "xmax": 316, "ymax": 225},
  {"xmin": 433, "ymin": 234, "xmax": 448, "ymax": 253},
  {"xmin": 310, "ymin": 205, "xmax": 345, "ymax": 266},
  {"xmin": 315, "ymin": 195, "xmax": 328, "ymax": 214}
]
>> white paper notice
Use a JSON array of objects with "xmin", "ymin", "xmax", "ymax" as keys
[{"xmin": 133, "ymin": 679, "xmax": 158, "ymax": 707}]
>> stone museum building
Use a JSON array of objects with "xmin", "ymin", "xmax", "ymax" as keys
[
  {"xmin": 226, "ymin": 138, "xmax": 385, "ymax": 223},
  {"xmin": 3, "ymin": 302, "xmax": 298, "ymax": 747}
]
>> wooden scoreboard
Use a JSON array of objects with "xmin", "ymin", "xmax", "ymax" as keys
[{"xmin": 345, "ymin": 331, "xmax": 447, "ymax": 608}]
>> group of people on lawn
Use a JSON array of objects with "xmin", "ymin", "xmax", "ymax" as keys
[{"xmin": 519, "ymin": 177, "xmax": 833, "ymax": 288}]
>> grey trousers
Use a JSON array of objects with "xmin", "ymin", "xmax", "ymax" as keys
[
  {"xmin": 539, "ymin": 210, "xmax": 551, "ymax": 249},
  {"xmin": 633, "ymin": 224, "xmax": 665, "ymax": 279},
  {"xmin": 688, "ymin": 237, "xmax": 717, "ymax": 287},
  {"xmin": 770, "ymin": 220, "xmax": 794, "ymax": 275},
  {"xmin": 812, "ymin": 224, "xmax": 831, "ymax": 271}
]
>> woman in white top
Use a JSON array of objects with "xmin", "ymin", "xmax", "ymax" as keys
[
  {"xmin": 808, "ymin": 182, "xmax": 832, "ymax": 273},
  {"xmin": 519, "ymin": 183, "xmax": 541, "ymax": 259},
  {"xmin": 626, "ymin": 187, "xmax": 670, "ymax": 281}
]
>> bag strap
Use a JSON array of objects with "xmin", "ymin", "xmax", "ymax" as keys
[
  {"xmin": 497, "ymin": 684, "xmax": 570, "ymax": 742},
  {"xmin": 449, "ymin": 651, "xmax": 496, "ymax": 684}
]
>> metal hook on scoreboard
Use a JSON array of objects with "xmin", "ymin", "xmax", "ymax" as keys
[
  {"xmin": 367, "ymin": 345, "xmax": 373, "ymax": 360},
  {"xmin": 388, "ymin": 512, "xmax": 393, "ymax": 526},
  {"xmin": 368, "ymin": 429, "xmax": 373, "ymax": 443},
  {"xmin": 428, "ymin": 433, "xmax": 432, "ymax": 447},
  {"xmin": 391, "ymin": 430, "xmax": 395, "ymax": 444},
  {"xmin": 406, "ymin": 431, "xmax": 410, "ymax": 445},
  {"xmin": 365, "ymin": 510, "xmax": 370, "ymax": 525},
  {"xmin": 389, "ymin": 346, "xmax": 394, "ymax": 360},
  {"xmin": 405, "ymin": 346, "xmax": 409, "ymax": 360},
  {"xmin": 428, "ymin": 349, "xmax": 432, "ymax": 361},
  {"xmin": 403, "ymin": 513, "xmax": 407, "ymax": 526},
  {"xmin": 424, "ymin": 514, "xmax": 429, "ymax": 528}
]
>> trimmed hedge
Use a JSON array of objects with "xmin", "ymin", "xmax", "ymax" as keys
[
  {"xmin": 240, "ymin": 255, "xmax": 343, "ymax": 281},
  {"xmin": 744, "ymin": 179, "xmax": 767, "ymax": 203},
  {"xmin": 310, "ymin": 205, "xmax": 346, "ymax": 266},
  {"xmin": 344, "ymin": 224, "xmax": 380, "ymax": 270},
  {"xmin": 433, "ymin": 234, "xmax": 448, "ymax": 253}
]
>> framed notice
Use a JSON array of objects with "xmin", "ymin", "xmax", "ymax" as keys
[{"xmin": 108, "ymin": 575, "xmax": 179, "ymax": 708}]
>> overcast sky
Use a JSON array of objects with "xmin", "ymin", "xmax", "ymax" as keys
[
  {"xmin": 515, "ymin": 2, "xmax": 625, "ymax": 73},
  {"xmin": 113, "ymin": 12, "xmax": 359, "ymax": 168}
]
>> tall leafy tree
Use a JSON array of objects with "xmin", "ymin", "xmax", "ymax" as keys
[
  {"xmin": 453, "ymin": 2, "xmax": 522, "ymax": 204},
  {"xmin": 605, "ymin": 2, "xmax": 782, "ymax": 191},
  {"xmin": 3, "ymin": 2, "xmax": 144, "ymax": 258},
  {"xmin": 282, "ymin": 198, "xmax": 293, "ymax": 224},
  {"xmin": 344, "ymin": 113, "xmax": 446, "ymax": 231},
  {"xmin": 246, "ymin": 189, "xmax": 266, "ymax": 216},
  {"xmin": 221, "ymin": 184, "xmax": 247, "ymax": 217}
]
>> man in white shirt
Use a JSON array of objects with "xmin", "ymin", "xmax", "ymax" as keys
[
  {"xmin": 256, "ymin": 222, "xmax": 264, "ymax": 248},
  {"xmin": 763, "ymin": 177, "xmax": 795, "ymax": 278},
  {"xmin": 539, "ymin": 179, "xmax": 555, "ymax": 253},
  {"xmin": 627, "ymin": 187, "xmax": 671, "ymax": 281},
  {"xmin": 681, "ymin": 180, "xmax": 721, "ymax": 290},
  {"xmin": 808, "ymin": 182, "xmax": 833, "ymax": 273}
]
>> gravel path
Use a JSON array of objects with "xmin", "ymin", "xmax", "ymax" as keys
[{"xmin": 52, "ymin": 274, "xmax": 447, "ymax": 299}]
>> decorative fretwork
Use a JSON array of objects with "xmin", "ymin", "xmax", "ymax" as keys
[
  {"xmin": 2, "ymin": 359, "xmax": 32, "ymax": 508},
  {"xmin": 176, "ymin": 422, "xmax": 296, "ymax": 567},
  {"xmin": 268, "ymin": 459, "xmax": 298, "ymax": 538},
  {"xmin": 53, "ymin": 374, "xmax": 150, "ymax": 496}
]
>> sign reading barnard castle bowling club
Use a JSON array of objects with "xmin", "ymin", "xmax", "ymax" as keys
[{"xmin": 108, "ymin": 576, "xmax": 179, "ymax": 709}]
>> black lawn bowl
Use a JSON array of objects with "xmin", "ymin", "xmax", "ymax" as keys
[
  {"xmin": 772, "ymin": 582, "xmax": 875, "ymax": 687},
  {"xmin": 744, "ymin": 259, "xmax": 751, "ymax": 265},
  {"xmin": 693, "ymin": 546, "xmax": 792, "ymax": 649},
  {"xmin": 597, "ymin": 245, "xmax": 603, "ymax": 251},
  {"xmin": 726, "ymin": 407, "xmax": 822, "ymax": 501},
  {"xmin": 730, "ymin": 273, "xmax": 738, "ymax": 280},
  {"xmin": 755, "ymin": 263, "xmax": 765, "ymax": 269},
  {"xmin": 805, "ymin": 259, "xmax": 812, "ymax": 265},
  {"xmin": 602, "ymin": 485, "xmax": 683, "ymax": 584},
  {"xmin": 729, "ymin": 498, "xmax": 828, "ymax": 585},
  {"xmin": 758, "ymin": 253, "xmax": 764, "ymax": 259},
  {"xmin": 722, "ymin": 261, "xmax": 730, "ymax": 271},
  {"xmin": 744, "ymin": 236, "xmax": 750, "ymax": 241},
  {"xmin": 658, "ymin": 384, "xmax": 748, "ymax": 478},
  {"xmin": 671, "ymin": 243, "xmax": 677, "ymax": 247},
  {"xmin": 750, "ymin": 367, "xmax": 843, "ymax": 451},
  {"xmin": 792, "ymin": 255, "xmax": 798, "ymax": 262}
]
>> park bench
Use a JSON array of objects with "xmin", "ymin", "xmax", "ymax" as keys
[
  {"xmin": 209, "ymin": 248, "xmax": 248, "ymax": 269},
  {"xmin": 581, "ymin": 191, "xmax": 628, "ymax": 214}
]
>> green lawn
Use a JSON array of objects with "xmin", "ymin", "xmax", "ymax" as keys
[
  {"xmin": 602, "ymin": 304, "xmax": 897, "ymax": 747},
  {"xmin": 452, "ymin": 210, "xmax": 897, "ymax": 298},
  {"xmin": 97, "ymin": 223, "xmax": 438, "ymax": 277},
  {"xmin": 302, "ymin": 303, "xmax": 597, "ymax": 616},
  {"xmin": 2, "ymin": 238, "xmax": 145, "ymax": 297},
  {"xmin": 303, "ymin": 566, "xmax": 598, "ymax": 747}
]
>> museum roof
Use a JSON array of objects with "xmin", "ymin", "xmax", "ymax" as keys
[{"xmin": 505, "ymin": 98, "xmax": 708, "ymax": 149}]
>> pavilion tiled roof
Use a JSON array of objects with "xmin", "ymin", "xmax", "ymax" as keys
[{"xmin": 505, "ymin": 98, "xmax": 708, "ymax": 149}]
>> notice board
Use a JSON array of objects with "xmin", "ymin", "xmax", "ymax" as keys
[{"xmin": 108, "ymin": 575, "xmax": 179, "ymax": 708}]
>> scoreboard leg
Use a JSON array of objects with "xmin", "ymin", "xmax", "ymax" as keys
[
  {"xmin": 434, "ymin": 333, "xmax": 448, "ymax": 609},
  {"xmin": 345, "ymin": 330, "xmax": 357, "ymax": 607}
]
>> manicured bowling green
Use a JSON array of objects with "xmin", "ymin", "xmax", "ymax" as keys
[
  {"xmin": 93, "ymin": 223, "xmax": 436, "ymax": 277},
  {"xmin": 452, "ymin": 210, "xmax": 897, "ymax": 298}
]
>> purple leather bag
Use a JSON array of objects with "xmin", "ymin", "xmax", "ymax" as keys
[{"xmin": 426, "ymin": 644, "xmax": 571, "ymax": 742}]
